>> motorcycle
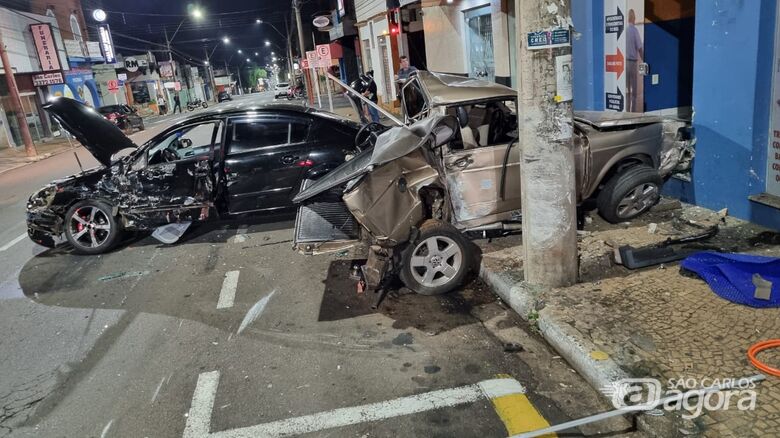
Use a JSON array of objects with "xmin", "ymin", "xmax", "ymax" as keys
[
  {"xmin": 186, "ymin": 98, "xmax": 208, "ymax": 111},
  {"xmin": 286, "ymin": 85, "xmax": 306, "ymax": 100}
]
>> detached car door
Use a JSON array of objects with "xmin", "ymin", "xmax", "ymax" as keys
[
  {"xmin": 222, "ymin": 115, "xmax": 312, "ymax": 214},
  {"xmin": 125, "ymin": 121, "xmax": 222, "ymax": 221}
]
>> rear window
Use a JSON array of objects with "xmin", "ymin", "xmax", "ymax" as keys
[{"xmin": 276, "ymin": 83, "xmax": 289, "ymax": 88}]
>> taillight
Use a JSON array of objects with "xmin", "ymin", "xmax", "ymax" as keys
[{"xmin": 296, "ymin": 159, "xmax": 315, "ymax": 167}]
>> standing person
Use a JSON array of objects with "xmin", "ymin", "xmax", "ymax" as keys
[
  {"xmin": 157, "ymin": 95, "xmax": 167, "ymax": 115},
  {"xmin": 395, "ymin": 55, "xmax": 418, "ymax": 99},
  {"xmin": 362, "ymin": 71, "xmax": 380, "ymax": 124},
  {"xmin": 626, "ymin": 9, "xmax": 644, "ymax": 113},
  {"xmin": 172, "ymin": 93, "xmax": 182, "ymax": 114}
]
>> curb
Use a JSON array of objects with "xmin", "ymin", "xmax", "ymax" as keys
[
  {"xmin": 0, "ymin": 145, "xmax": 80, "ymax": 176},
  {"xmin": 478, "ymin": 259, "xmax": 681, "ymax": 436}
]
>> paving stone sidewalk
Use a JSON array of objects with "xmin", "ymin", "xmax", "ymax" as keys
[
  {"xmin": 478, "ymin": 200, "xmax": 780, "ymax": 437},
  {"xmin": 0, "ymin": 140, "xmax": 79, "ymax": 175}
]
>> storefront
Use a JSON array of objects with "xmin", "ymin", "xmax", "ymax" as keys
[{"xmin": 48, "ymin": 68, "xmax": 101, "ymax": 107}]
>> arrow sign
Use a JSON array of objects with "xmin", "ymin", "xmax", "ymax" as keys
[
  {"xmin": 606, "ymin": 47, "xmax": 624, "ymax": 78},
  {"xmin": 606, "ymin": 88, "xmax": 624, "ymax": 112},
  {"xmin": 605, "ymin": 6, "xmax": 625, "ymax": 40}
]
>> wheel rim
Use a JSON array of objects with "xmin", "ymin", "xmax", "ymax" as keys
[
  {"xmin": 409, "ymin": 236, "xmax": 463, "ymax": 288},
  {"xmin": 616, "ymin": 183, "xmax": 659, "ymax": 219},
  {"xmin": 69, "ymin": 206, "xmax": 111, "ymax": 249}
]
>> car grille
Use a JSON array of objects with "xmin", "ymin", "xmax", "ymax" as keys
[{"xmin": 294, "ymin": 180, "xmax": 360, "ymax": 243}]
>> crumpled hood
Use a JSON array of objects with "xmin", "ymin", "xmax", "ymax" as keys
[
  {"xmin": 293, "ymin": 116, "xmax": 450, "ymax": 203},
  {"xmin": 43, "ymin": 97, "xmax": 137, "ymax": 167}
]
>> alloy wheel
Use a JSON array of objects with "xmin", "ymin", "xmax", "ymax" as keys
[
  {"xmin": 617, "ymin": 183, "xmax": 659, "ymax": 219},
  {"xmin": 69, "ymin": 206, "xmax": 112, "ymax": 249},
  {"xmin": 409, "ymin": 236, "xmax": 463, "ymax": 288}
]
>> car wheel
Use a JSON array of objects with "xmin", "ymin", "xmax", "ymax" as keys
[
  {"xmin": 399, "ymin": 220, "xmax": 471, "ymax": 296},
  {"xmin": 597, "ymin": 165, "xmax": 663, "ymax": 223},
  {"xmin": 64, "ymin": 200, "xmax": 122, "ymax": 255}
]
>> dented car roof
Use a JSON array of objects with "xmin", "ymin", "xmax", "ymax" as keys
[{"xmin": 416, "ymin": 71, "xmax": 517, "ymax": 106}]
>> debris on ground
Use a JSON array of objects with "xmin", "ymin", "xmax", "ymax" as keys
[
  {"xmin": 98, "ymin": 271, "xmax": 150, "ymax": 282},
  {"xmin": 151, "ymin": 221, "xmax": 192, "ymax": 244},
  {"xmin": 680, "ymin": 252, "xmax": 779, "ymax": 307}
]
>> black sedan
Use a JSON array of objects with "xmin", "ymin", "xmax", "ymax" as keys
[
  {"xmin": 98, "ymin": 104, "xmax": 144, "ymax": 132},
  {"xmin": 27, "ymin": 97, "xmax": 364, "ymax": 254},
  {"xmin": 217, "ymin": 91, "xmax": 232, "ymax": 102}
]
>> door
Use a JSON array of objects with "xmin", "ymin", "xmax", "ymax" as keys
[
  {"xmin": 125, "ymin": 121, "xmax": 221, "ymax": 219},
  {"xmin": 465, "ymin": 6, "xmax": 495, "ymax": 82},
  {"xmin": 444, "ymin": 143, "xmax": 522, "ymax": 225},
  {"xmin": 223, "ymin": 116, "xmax": 311, "ymax": 213}
]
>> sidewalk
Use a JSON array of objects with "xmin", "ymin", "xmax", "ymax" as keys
[
  {"xmin": 0, "ymin": 139, "xmax": 79, "ymax": 175},
  {"xmin": 478, "ymin": 200, "xmax": 780, "ymax": 437}
]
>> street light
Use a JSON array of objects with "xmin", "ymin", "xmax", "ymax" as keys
[
  {"xmin": 222, "ymin": 36, "xmax": 230, "ymax": 44},
  {"xmin": 256, "ymin": 18, "xmax": 262, "ymax": 23},
  {"xmin": 204, "ymin": 60, "xmax": 209, "ymax": 65},
  {"xmin": 246, "ymin": 58, "xmax": 251, "ymax": 62},
  {"xmin": 264, "ymin": 41, "xmax": 270, "ymax": 46},
  {"xmin": 92, "ymin": 9, "xmax": 107, "ymax": 22},
  {"xmin": 254, "ymin": 52, "xmax": 258, "ymax": 56},
  {"xmin": 191, "ymin": 8, "xmax": 203, "ymax": 19},
  {"xmin": 238, "ymin": 49, "xmax": 242, "ymax": 54}
]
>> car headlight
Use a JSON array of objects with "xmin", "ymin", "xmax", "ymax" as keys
[{"xmin": 27, "ymin": 185, "xmax": 57, "ymax": 209}]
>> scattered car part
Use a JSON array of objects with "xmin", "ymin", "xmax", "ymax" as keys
[
  {"xmin": 151, "ymin": 221, "xmax": 192, "ymax": 244},
  {"xmin": 614, "ymin": 224, "xmax": 718, "ymax": 269}
]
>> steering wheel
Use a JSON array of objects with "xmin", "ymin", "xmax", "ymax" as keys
[
  {"xmin": 162, "ymin": 146, "xmax": 180, "ymax": 162},
  {"xmin": 354, "ymin": 122, "xmax": 385, "ymax": 151}
]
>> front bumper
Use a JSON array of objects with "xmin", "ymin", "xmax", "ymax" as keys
[{"xmin": 26, "ymin": 208, "xmax": 62, "ymax": 247}]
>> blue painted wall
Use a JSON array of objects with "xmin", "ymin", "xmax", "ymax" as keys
[
  {"xmin": 665, "ymin": 0, "xmax": 780, "ymax": 230},
  {"xmin": 572, "ymin": 0, "xmax": 604, "ymax": 110}
]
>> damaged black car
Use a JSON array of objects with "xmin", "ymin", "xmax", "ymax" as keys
[{"xmin": 27, "ymin": 97, "xmax": 361, "ymax": 254}]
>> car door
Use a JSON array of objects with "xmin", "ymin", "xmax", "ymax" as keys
[
  {"xmin": 222, "ymin": 115, "xmax": 312, "ymax": 214},
  {"xmin": 124, "ymin": 121, "xmax": 221, "ymax": 221}
]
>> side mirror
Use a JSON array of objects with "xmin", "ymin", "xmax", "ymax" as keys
[{"xmin": 431, "ymin": 115, "xmax": 459, "ymax": 147}]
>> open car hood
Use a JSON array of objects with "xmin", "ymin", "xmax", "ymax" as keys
[
  {"xmin": 43, "ymin": 97, "xmax": 137, "ymax": 166},
  {"xmin": 293, "ymin": 116, "xmax": 451, "ymax": 203}
]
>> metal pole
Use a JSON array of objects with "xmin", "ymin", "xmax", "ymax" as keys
[
  {"xmin": 293, "ymin": 0, "xmax": 308, "ymax": 96},
  {"xmin": 326, "ymin": 68, "xmax": 333, "ymax": 112},
  {"xmin": 0, "ymin": 28, "xmax": 36, "ymax": 156},
  {"xmin": 314, "ymin": 67, "xmax": 321, "ymax": 108},
  {"xmin": 516, "ymin": 0, "xmax": 578, "ymax": 287},
  {"xmin": 325, "ymin": 72, "xmax": 403, "ymax": 126}
]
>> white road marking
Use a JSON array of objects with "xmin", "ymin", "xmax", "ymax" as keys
[
  {"xmin": 0, "ymin": 233, "xmax": 26, "ymax": 252},
  {"xmin": 100, "ymin": 419, "xmax": 114, "ymax": 438},
  {"xmin": 236, "ymin": 290, "xmax": 276, "ymax": 334},
  {"xmin": 151, "ymin": 376, "xmax": 166, "ymax": 403},
  {"xmin": 216, "ymin": 271, "xmax": 240, "ymax": 309},
  {"xmin": 183, "ymin": 371, "xmax": 525, "ymax": 438}
]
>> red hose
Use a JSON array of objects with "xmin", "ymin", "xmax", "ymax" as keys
[{"xmin": 748, "ymin": 339, "xmax": 780, "ymax": 377}]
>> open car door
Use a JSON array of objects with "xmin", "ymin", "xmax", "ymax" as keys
[{"xmin": 122, "ymin": 121, "xmax": 222, "ymax": 225}]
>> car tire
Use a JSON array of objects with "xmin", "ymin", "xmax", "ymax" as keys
[
  {"xmin": 64, "ymin": 200, "xmax": 122, "ymax": 255},
  {"xmin": 597, "ymin": 165, "xmax": 663, "ymax": 224},
  {"xmin": 399, "ymin": 220, "xmax": 471, "ymax": 296}
]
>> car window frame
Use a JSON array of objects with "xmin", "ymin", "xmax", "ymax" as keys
[
  {"xmin": 224, "ymin": 115, "xmax": 311, "ymax": 156},
  {"xmin": 402, "ymin": 77, "xmax": 429, "ymax": 123},
  {"xmin": 132, "ymin": 120, "xmax": 223, "ymax": 171}
]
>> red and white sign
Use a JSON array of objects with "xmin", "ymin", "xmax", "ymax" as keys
[
  {"xmin": 306, "ymin": 51, "xmax": 318, "ymax": 69},
  {"xmin": 159, "ymin": 62, "xmax": 174, "ymax": 78},
  {"xmin": 107, "ymin": 79, "xmax": 120, "ymax": 93},
  {"xmin": 31, "ymin": 72, "xmax": 64, "ymax": 86},
  {"xmin": 30, "ymin": 24, "xmax": 61, "ymax": 71},
  {"xmin": 316, "ymin": 44, "xmax": 331, "ymax": 67},
  {"xmin": 301, "ymin": 59, "xmax": 309, "ymax": 69}
]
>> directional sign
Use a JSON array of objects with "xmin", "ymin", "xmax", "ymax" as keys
[
  {"xmin": 605, "ymin": 47, "xmax": 624, "ymax": 78},
  {"xmin": 606, "ymin": 88, "xmax": 624, "ymax": 112},
  {"xmin": 605, "ymin": 7, "xmax": 625, "ymax": 40},
  {"xmin": 527, "ymin": 28, "xmax": 571, "ymax": 50}
]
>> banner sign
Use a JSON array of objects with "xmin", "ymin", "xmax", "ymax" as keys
[
  {"xmin": 97, "ymin": 24, "xmax": 116, "ymax": 64},
  {"xmin": 30, "ymin": 24, "xmax": 61, "ymax": 71},
  {"xmin": 604, "ymin": 0, "xmax": 644, "ymax": 112},
  {"xmin": 32, "ymin": 72, "xmax": 64, "ymax": 86}
]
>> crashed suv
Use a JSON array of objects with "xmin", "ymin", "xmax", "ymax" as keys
[{"xmin": 292, "ymin": 71, "xmax": 692, "ymax": 296}]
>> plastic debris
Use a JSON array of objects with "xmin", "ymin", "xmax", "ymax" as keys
[{"xmin": 151, "ymin": 221, "xmax": 192, "ymax": 244}]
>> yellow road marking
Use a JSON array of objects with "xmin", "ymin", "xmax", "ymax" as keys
[{"xmin": 489, "ymin": 374, "xmax": 556, "ymax": 437}]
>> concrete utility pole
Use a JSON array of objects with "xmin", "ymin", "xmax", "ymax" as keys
[
  {"xmin": 516, "ymin": 0, "xmax": 578, "ymax": 287},
  {"xmin": 0, "ymin": 29, "xmax": 36, "ymax": 157}
]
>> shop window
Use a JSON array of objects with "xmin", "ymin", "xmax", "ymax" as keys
[
  {"xmin": 70, "ymin": 14, "xmax": 83, "ymax": 42},
  {"xmin": 465, "ymin": 6, "xmax": 495, "ymax": 82}
]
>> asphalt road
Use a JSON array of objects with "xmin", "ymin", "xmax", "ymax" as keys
[{"xmin": 0, "ymin": 92, "xmax": 633, "ymax": 437}]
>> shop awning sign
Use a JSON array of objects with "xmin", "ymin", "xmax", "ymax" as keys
[
  {"xmin": 527, "ymin": 28, "xmax": 571, "ymax": 50},
  {"xmin": 97, "ymin": 24, "xmax": 116, "ymax": 64},
  {"xmin": 32, "ymin": 72, "xmax": 64, "ymax": 86},
  {"xmin": 30, "ymin": 24, "xmax": 61, "ymax": 71}
]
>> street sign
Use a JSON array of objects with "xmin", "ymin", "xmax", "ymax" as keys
[
  {"xmin": 605, "ymin": 7, "xmax": 625, "ymax": 39},
  {"xmin": 316, "ymin": 44, "xmax": 331, "ymax": 68},
  {"xmin": 107, "ymin": 79, "xmax": 119, "ymax": 93},
  {"xmin": 306, "ymin": 51, "xmax": 318, "ymax": 68},
  {"xmin": 301, "ymin": 59, "xmax": 309, "ymax": 69},
  {"xmin": 527, "ymin": 28, "xmax": 571, "ymax": 50},
  {"xmin": 605, "ymin": 47, "xmax": 624, "ymax": 78},
  {"xmin": 605, "ymin": 88, "xmax": 624, "ymax": 111}
]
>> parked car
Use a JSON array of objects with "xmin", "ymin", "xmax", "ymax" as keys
[
  {"xmin": 292, "ymin": 71, "xmax": 693, "ymax": 295},
  {"xmin": 274, "ymin": 82, "xmax": 290, "ymax": 99},
  {"xmin": 97, "ymin": 104, "xmax": 144, "ymax": 132},
  {"xmin": 27, "ymin": 97, "xmax": 362, "ymax": 254},
  {"xmin": 217, "ymin": 91, "xmax": 232, "ymax": 102}
]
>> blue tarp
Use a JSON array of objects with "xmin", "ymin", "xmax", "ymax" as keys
[{"xmin": 681, "ymin": 252, "xmax": 780, "ymax": 308}]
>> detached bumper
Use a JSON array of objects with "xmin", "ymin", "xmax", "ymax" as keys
[{"xmin": 26, "ymin": 209, "xmax": 62, "ymax": 247}]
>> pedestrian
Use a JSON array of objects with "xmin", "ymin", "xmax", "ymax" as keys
[
  {"xmin": 157, "ymin": 95, "xmax": 167, "ymax": 115},
  {"xmin": 395, "ymin": 56, "xmax": 418, "ymax": 84},
  {"xmin": 626, "ymin": 9, "xmax": 644, "ymax": 112},
  {"xmin": 173, "ymin": 93, "xmax": 182, "ymax": 114},
  {"xmin": 362, "ymin": 71, "xmax": 380, "ymax": 124}
]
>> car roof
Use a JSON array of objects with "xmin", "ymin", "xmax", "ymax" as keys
[{"xmin": 415, "ymin": 71, "xmax": 516, "ymax": 106}]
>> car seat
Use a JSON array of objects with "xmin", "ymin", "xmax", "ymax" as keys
[{"xmin": 456, "ymin": 107, "xmax": 479, "ymax": 149}]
